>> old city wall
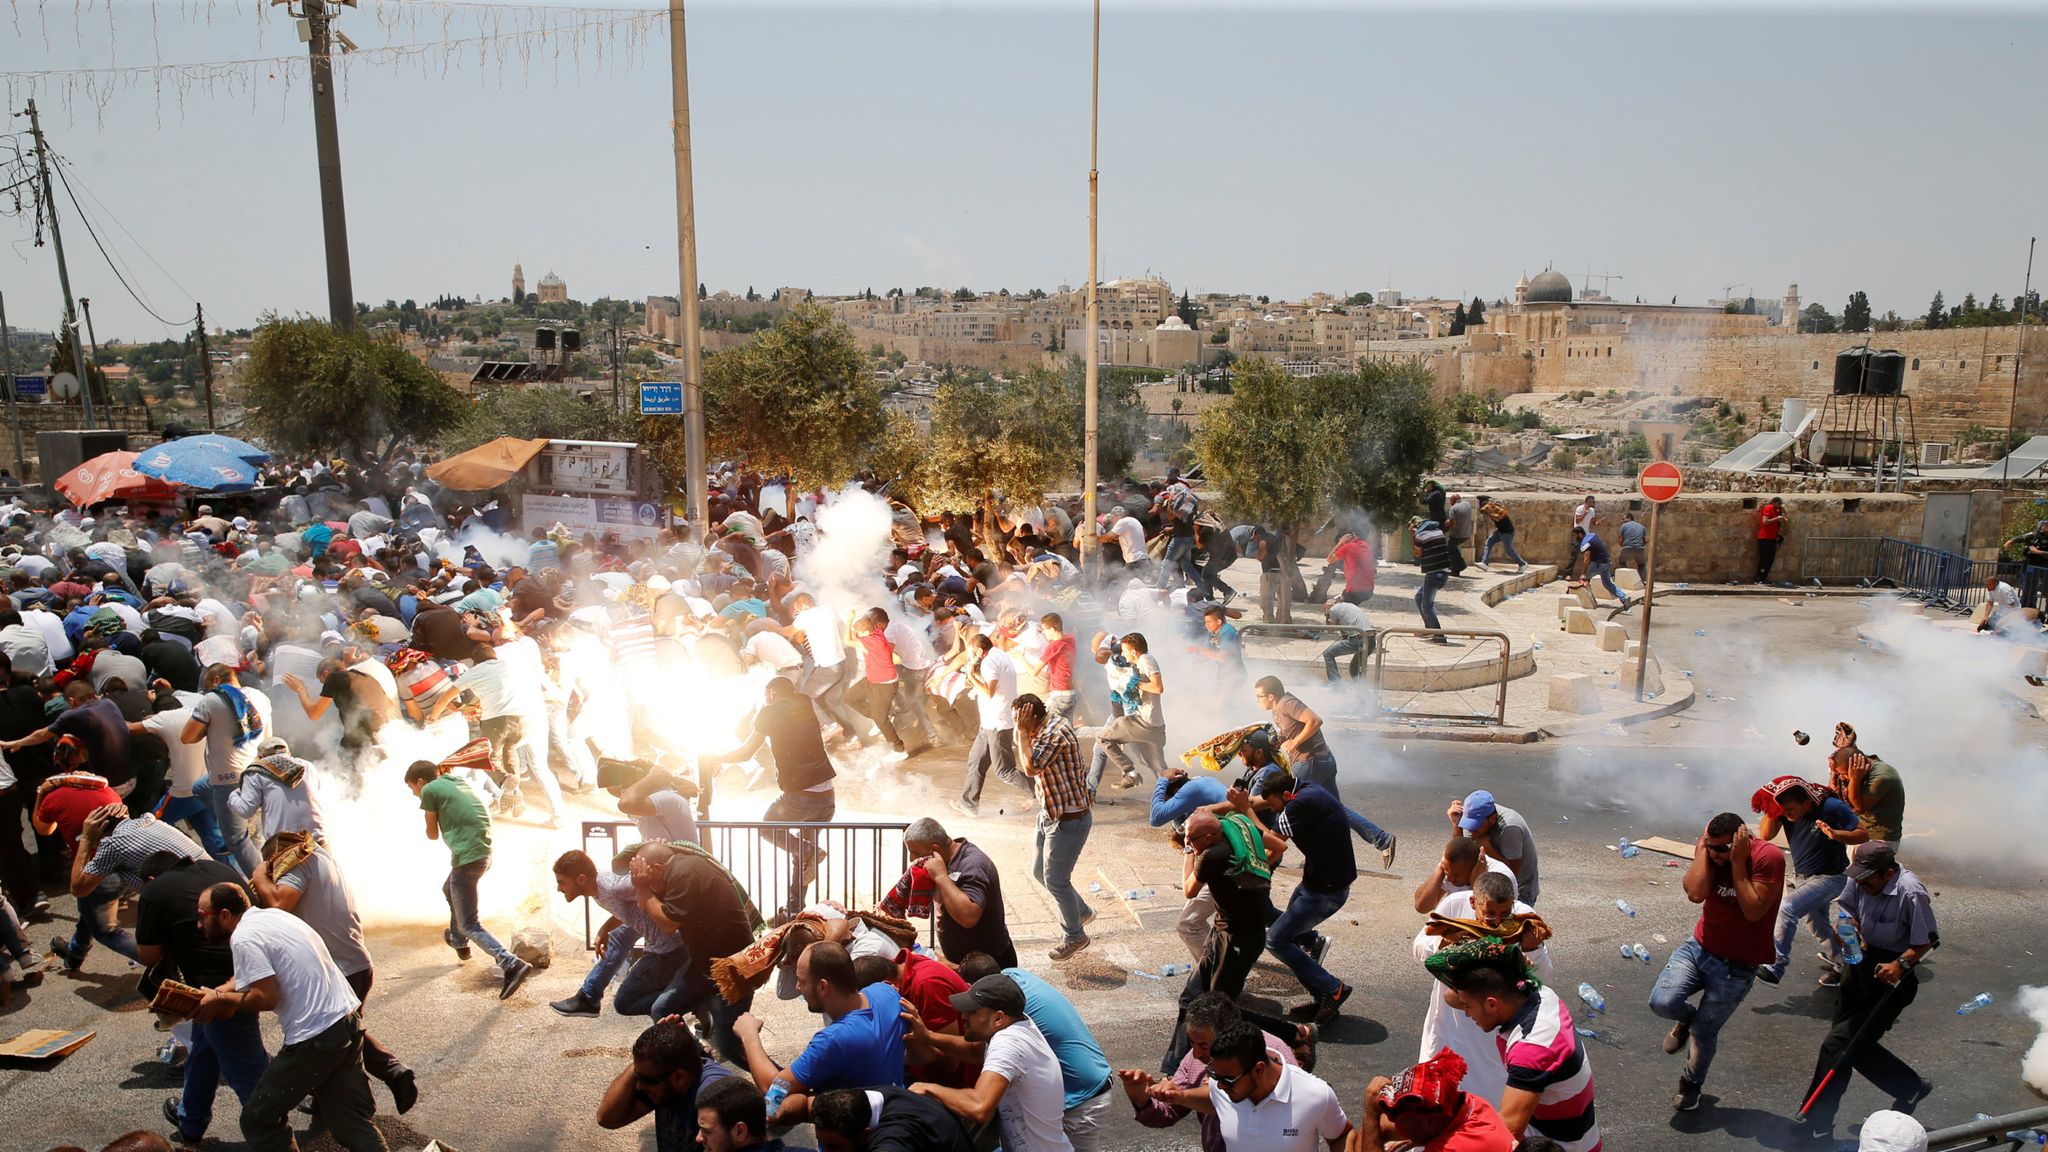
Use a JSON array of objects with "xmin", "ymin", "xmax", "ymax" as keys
[
  {"xmin": 1521, "ymin": 325, "xmax": 2047, "ymax": 444},
  {"xmin": 849, "ymin": 327, "xmax": 1058, "ymax": 373}
]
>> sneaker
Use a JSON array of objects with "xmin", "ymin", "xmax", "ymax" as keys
[
  {"xmin": 881, "ymin": 748, "xmax": 909, "ymax": 764},
  {"xmin": 28, "ymin": 897, "xmax": 51, "ymax": 920},
  {"xmin": 1891, "ymin": 1076, "xmax": 1934, "ymax": 1114},
  {"xmin": 1817, "ymin": 968, "xmax": 1843, "ymax": 988},
  {"xmin": 1080, "ymin": 908, "xmax": 1097, "ymax": 929},
  {"xmin": 1116, "ymin": 771, "xmax": 1141, "ymax": 789},
  {"xmin": 1219, "ymin": 589, "xmax": 1239, "ymax": 608},
  {"xmin": 1307, "ymin": 933, "xmax": 1330, "ymax": 968},
  {"xmin": 1291, "ymin": 1023, "xmax": 1319, "ymax": 1073},
  {"xmin": 162, "ymin": 1098, "xmax": 196, "ymax": 1144},
  {"xmin": 1674, "ymin": 1077, "xmax": 1701, "ymax": 1112},
  {"xmin": 1380, "ymin": 833, "xmax": 1398, "ymax": 872},
  {"xmin": 550, "ymin": 994, "xmax": 602, "ymax": 1018},
  {"xmin": 1049, "ymin": 936, "xmax": 1091, "ymax": 962},
  {"xmin": 443, "ymin": 928, "xmax": 472, "ymax": 962},
  {"xmin": 47, "ymin": 937, "xmax": 81, "ymax": 973},
  {"xmin": 1309, "ymin": 982, "xmax": 1353, "ymax": 1025},
  {"xmin": 1755, "ymin": 966, "xmax": 1782, "ymax": 986},
  {"xmin": 499, "ymin": 957, "xmax": 534, "ymax": 1000},
  {"xmin": 1662, "ymin": 1019, "xmax": 1691, "ymax": 1055},
  {"xmin": 948, "ymin": 799, "xmax": 981, "ymax": 819}
]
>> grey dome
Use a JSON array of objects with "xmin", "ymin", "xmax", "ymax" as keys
[{"xmin": 1526, "ymin": 269, "xmax": 1573, "ymax": 303}]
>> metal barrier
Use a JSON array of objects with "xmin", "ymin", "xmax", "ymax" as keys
[
  {"xmin": 1799, "ymin": 536, "xmax": 1885, "ymax": 584},
  {"xmin": 1369, "ymin": 627, "xmax": 1511, "ymax": 725},
  {"xmin": 1926, "ymin": 1105, "xmax": 2048, "ymax": 1150},
  {"xmin": 578, "ymin": 819, "xmax": 912, "ymax": 949},
  {"xmin": 1234, "ymin": 622, "xmax": 1376, "ymax": 681}
]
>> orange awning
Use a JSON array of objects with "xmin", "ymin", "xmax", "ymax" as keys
[{"xmin": 425, "ymin": 437, "xmax": 549, "ymax": 492}]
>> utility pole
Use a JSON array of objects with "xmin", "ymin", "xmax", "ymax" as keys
[
  {"xmin": 23, "ymin": 99, "xmax": 96, "ymax": 430},
  {"xmin": 1080, "ymin": 0, "xmax": 1101, "ymax": 573},
  {"xmin": 79, "ymin": 296, "xmax": 104, "ymax": 409},
  {"xmin": 611, "ymin": 319, "xmax": 623, "ymax": 414},
  {"xmin": 196, "ymin": 303, "xmax": 217, "ymax": 429},
  {"xmin": 2002, "ymin": 237, "xmax": 2036, "ymax": 493},
  {"xmin": 670, "ymin": 0, "xmax": 708, "ymax": 529},
  {"xmin": 0, "ymin": 292, "xmax": 25, "ymax": 482},
  {"xmin": 304, "ymin": 0, "xmax": 357, "ymax": 332}
]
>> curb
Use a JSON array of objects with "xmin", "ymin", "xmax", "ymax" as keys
[{"xmin": 1539, "ymin": 679, "xmax": 1698, "ymax": 739}]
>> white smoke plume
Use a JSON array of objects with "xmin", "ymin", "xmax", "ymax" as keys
[
  {"xmin": 2022, "ymin": 984, "xmax": 2048, "ymax": 1098},
  {"xmin": 795, "ymin": 485, "xmax": 897, "ymax": 616}
]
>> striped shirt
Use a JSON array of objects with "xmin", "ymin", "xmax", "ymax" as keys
[
  {"xmin": 1025, "ymin": 717, "xmax": 1090, "ymax": 819},
  {"xmin": 87, "ymin": 815, "xmax": 203, "ymax": 892},
  {"xmin": 1497, "ymin": 984, "xmax": 1601, "ymax": 1152}
]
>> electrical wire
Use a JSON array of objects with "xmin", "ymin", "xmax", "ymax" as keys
[
  {"xmin": 47, "ymin": 153, "xmax": 196, "ymax": 330},
  {"xmin": 54, "ymin": 153, "xmax": 199, "ymax": 307}
]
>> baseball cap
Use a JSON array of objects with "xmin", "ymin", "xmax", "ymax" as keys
[
  {"xmin": 1845, "ymin": 841, "xmax": 1898, "ymax": 881},
  {"xmin": 948, "ymin": 973, "xmax": 1026, "ymax": 1019},
  {"xmin": 1857, "ymin": 1110, "xmax": 1927, "ymax": 1152},
  {"xmin": 258, "ymin": 737, "xmax": 290, "ymax": 756},
  {"xmin": 1458, "ymin": 790, "xmax": 1496, "ymax": 831}
]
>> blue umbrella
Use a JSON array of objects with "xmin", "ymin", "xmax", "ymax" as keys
[
  {"xmin": 133, "ymin": 440, "xmax": 261, "ymax": 491},
  {"xmin": 171, "ymin": 433, "xmax": 270, "ymax": 463}
]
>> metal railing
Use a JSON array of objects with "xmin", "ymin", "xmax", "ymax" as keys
[
  {"xmin": 1369, "ymin": 627, "xmax": 1511, "ymax": 725},
  {"xmin": 578, "ymin": 819, "xmax": 912, "ymax": 949},
  {"xmin": 1234, "ymin": 622, "xmax": 1375, "ymax": 681},
  {"xmin": 1800, "ymin": 536, "xmax": 1885, "ymax": 584},
  {"xmin": 1927, "ymin": 1105, "xmax": 2048, "ymax": 1150}
]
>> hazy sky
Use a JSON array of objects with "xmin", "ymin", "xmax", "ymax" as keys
[{"xmin": 3, "ymin": 0, "xmax": 2045, "ymax": 342}]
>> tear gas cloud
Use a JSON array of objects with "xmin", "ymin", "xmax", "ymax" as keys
[{"xmin": 2021, "ymin": 984, "xmax": 2048, "ymax": 1098}]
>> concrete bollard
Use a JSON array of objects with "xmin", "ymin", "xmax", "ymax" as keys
[
  {"xmin": 1615, "ymin": 568, "xmax": 1644, "ymax": 592},
  {"xmin": 1547, "ymin": 672, "xmax": 1603, "ymax": 714},
  {"xmin": 1597, "ymin": 621, "xmax": 1628, "ymax": 651},
  {"xmin": 1556, "ymin": 595, "xmax": 1581, "ymax": 623},
  {"xmin": 1572, "ymin": 584, "xmax": 1597, "ymax": 609},
  {"xmin": 1565, "ymin": 607, "xmax": 1597, "ymax": 635}
]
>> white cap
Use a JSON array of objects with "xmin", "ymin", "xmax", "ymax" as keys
[{"xmin": 1858, "ymin": 1111, "xmax": 1928, "ymax": 1152}]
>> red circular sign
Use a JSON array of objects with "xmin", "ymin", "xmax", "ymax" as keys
[{"xmin": 1638, "ymin": 460, "xmax": 1683, "ymax": 503}]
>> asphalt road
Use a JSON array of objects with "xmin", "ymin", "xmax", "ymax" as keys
[{"xmin": 5, "ymin": 596, "xmax": 2046, "ymax": 1151}]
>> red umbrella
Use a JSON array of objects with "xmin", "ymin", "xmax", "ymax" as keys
[{"xmin": 54, "ymin": 450, "xmax": 184, "ymax": 508}]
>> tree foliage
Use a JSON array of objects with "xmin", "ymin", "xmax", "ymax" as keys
[
  {"xmin": 441, "ymin": 385, "xmax": 637, "ymax": 454},
  {"xmin": 1924, "ymin": 291, "xmax": 1947, "ymax": 329},
  {"xmin": 1466, "ymin": 296, "xmax": 1487, "ymax": 327},
  {"xmin": 242, "ymin": 315, "xmax": 465, "ymax": 457},
  {"xmin": 1843, "ymin": 291, "xmax": 1873, "ymax": 333},
  {"xmin": 1800, "ymin": 303, "xmax": 1840, "ymax": 334},
  {"xmin": 922, "ymin": 366, "xmax": 1079, "ymax": 511}
]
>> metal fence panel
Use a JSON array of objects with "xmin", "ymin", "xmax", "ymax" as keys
[
  {"xmin": 1369, "ymin": 627, "xmax": 1511, "ymax": 725},
  {"xmin": 1798, "ymin": 537, "xmax": 1883, "ymax": 584}
]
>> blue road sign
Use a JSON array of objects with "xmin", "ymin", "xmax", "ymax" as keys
[
  {"xmin": 639, "ymin": 381, "xmax": 683, "ymax": 415},
  {"xmin": 11, "ymin": 376, "xmax": 47, "ymax": 398}
]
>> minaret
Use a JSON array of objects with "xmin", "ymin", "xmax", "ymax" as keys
[
  {"xmin": 513, "ymin": 261, "xmax": 526, "ymax": 300},
  {"xmin": 1783, "ymin": 283, "xmax": 1800, "ymax": 328}
]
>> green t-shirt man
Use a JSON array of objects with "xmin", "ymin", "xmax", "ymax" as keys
[
  {"xmin": 420, "ymin": 773, "xmax": 492, "ymax": 867},
  {"xmin": 1857, "ymin": 757, "xmax": 1906, "ymax": 844}
]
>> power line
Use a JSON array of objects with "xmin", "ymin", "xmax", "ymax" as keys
[
  {"xmin": 47, "ymin": 152, "xmax": 195, "ymax": 330},
  {"xmin": 55, "ymin": 153, "xmax": 199, "ymax": 311}
]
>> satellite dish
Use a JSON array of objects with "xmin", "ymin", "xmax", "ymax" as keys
[{"xmin": 51, "ymin": 372, "xmax": 79, "ymax": 399}]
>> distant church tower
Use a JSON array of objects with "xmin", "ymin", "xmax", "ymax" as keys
[
  {"xmin": 1783, "ymin": 283, "xmax": 1800, "ymax": 328},
  {"xmin": 513, "ymin": 261, "xmax": 526, "ymax": 300}
]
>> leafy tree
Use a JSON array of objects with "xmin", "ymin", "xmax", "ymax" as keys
[
  {"xmin": 1449, "ymin": 303, "xmax": 1468, "ymax": 337},
  {"xmin": 1925, "ymin": 291, "xmax": 1947, "ymax": 329},
  {"xmin": 952, "ymin": 286, "xmax": 977, "ymax": 302},
  {"xmin": 48, "ymin": 339, "xmax": 109, "ymax": 405},
  {"xmin": 441, "ymin": 385, "xmax": 636, "ymax": 454},
  {"xmin": 1843, "ymin": 291, "xmax": 1872, "ymax": 332},
  {"xmin": 746, "ymin": 286, "xmax": 760, "ymax": 302},
  {"xmin": 1176, "ymin": 291, "xmax": 1199, "ymax": 327},
  {"xmin": 1319, "ymin": 361, "xmax": 1447, "ymax": 528},
  {"xmin": 1742, "ymin": 296, "xmax": 1758, "ymax": 315},
  {"xmin": 1800, "ymin": 303, "xmax": 1840, "ymax": 334},
  {"xmin": 645, "ymin": 303, "xmax": 883, "ymax": 500},
  {"xmin": 242, "ymin": 315, "xmax": 464, "ymax": 457},
  {"xmin": 1345, "ymin": 291, "xmax": 1374, "ymax": 307},
  {"xmin": 1466, "ymin": 296, "xmax": 1487, "ymax": 327},
  {"xmin": 1209, "ymin": 328, "xmax": 1229, "ymax": 345},
  {"xmin": 923, "ymin": 366, "xmax": 1079, "ymax": 513}
]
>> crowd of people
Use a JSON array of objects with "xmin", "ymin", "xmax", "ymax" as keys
[{"xmin": 0, "ymin": 451, "xmax": 1946, "ymax": 1152}]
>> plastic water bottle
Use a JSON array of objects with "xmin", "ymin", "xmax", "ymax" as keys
[
  {"xmin": 1975, "ymin": 1115, "xmax": 2047, "ymax": 1145},
  {"xmin": 1834, "ymin": 910, "xmax": 1864, "ymax": 966},
  {"xmin": 1619, "ymin": 943, "xmax": 1635, "ymax": 959},
  {"xmin": 1161, "ymin": 962, "xmax": 1186, "ymax": 977},
  {"xmin": 1694, "ymin": 629, "xmax": 1707, "ymax": 637},
  {"xmin": 1632, "ymin": 943, "xmax": 1652, "ymax": 963},
  {"xmin": 1619, "ymin": 838, "xmax": 1639, "ymax": 859},
  {"xmin": 1957, "ymin": 992, "xmax": 1995, "ymax": 1016},
  {"xmin": 1574, "ymin": 1026, "xmax": 1600, "ymax": 1039},
  {"xmin": 1576, "ymin": 982, "xmax": 1607, "ymax": 1015},
  {"xmin": 1615, "ymin": 899, "xmax": 1637, "ymax": 918}
]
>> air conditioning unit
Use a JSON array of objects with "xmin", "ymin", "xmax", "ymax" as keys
[{"xmin": 1919, "ymin": 442, "xmax": 1952, "ymax": 466}]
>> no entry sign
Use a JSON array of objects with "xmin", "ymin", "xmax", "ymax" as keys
[{"xmin": 1638, "ymin": 460, "xmax": 1683, "ymax": 503}]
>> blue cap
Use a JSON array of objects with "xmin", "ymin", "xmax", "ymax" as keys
[{"xmin": 1458, "ymin": 789, "xmax": 1496, "ymax": 831}]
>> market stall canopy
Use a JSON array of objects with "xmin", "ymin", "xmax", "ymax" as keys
[
  {"xmin": 133, "ymin": 440, "xmax": 260, "ymax": 492},
  {"xmin": 426, "ymin": 437, "xmax": 549, "ymax": 492},
  {"xmin": 54, "ymin": 451, "xmax": 183, "ymax": 508}
]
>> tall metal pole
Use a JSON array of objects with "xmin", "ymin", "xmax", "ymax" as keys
[
  {"xmin": 0, "ymin": 293, "xmax": 26, "ymax": 482},
  {"xmin": 79, "ymin": 296, "xmax": 104, "ymax": 410},
  {"xmin": 196, "ymin": 303, "xmax": 217, "ymax": 429},
  {"xmin": 670, "ymin": 0, "xmax": 708, "ymax": 529},
  {"xmin": 1634, "ymin": 499, "xmax": 1660, "ymax": 702},
  {"xmin": 305, "ymin": 0, "xmax": 357, "ymax": 332},
  {"xmin": 1080, "ymin": 0, "xmax": 1101, "ymax": 572},
  {"xmin": 2002, "ymin": 237, "xmax": 2036, "ymax": 492},
  {"xmin": 23, "ymin": 99, "xmax": 96, "ymax": 430}
]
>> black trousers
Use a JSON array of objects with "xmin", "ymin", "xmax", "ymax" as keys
[
  {"xmin": 1164, "ymin": 922, "xmax": 1264, "ymax": 1072},
  {"xmin": 1803, "ymin": 954, "xmax": 1921, "ymax": 1129},
  {"xmin": 1758, "ymin": 538, "xmax": 1781, "ymax": 581},
  {"xmin": 343, "ymin": 967, "xmax": 406, "ymax": 1087},
  {"xmin": 240, "ymin": 1013, "xmax": 387, "ymax": 1152}
]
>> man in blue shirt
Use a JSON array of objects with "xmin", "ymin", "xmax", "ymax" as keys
[
  {"xmin": 1571, "ymin": 526, "xmax": 1633, "ymax": 609},
  {"xmin": 1754, "ymin": 777, "xmax": 1862, "ymax": 987},
  {"xmin": 959, "ymin": 953, "xmax": 1115, "ymax": 1151},
  {"xmin": 1240, "ymin": 771, "xmax": 1357, "ymax": 1025},
  {"xmin": 733, "ymin": 940, "xmax": 904, "ymax": 1126}
]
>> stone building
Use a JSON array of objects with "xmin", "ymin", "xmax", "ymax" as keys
[{"xmin": 536, "ymin": 271, "xmax": 568, "ymax": 304}]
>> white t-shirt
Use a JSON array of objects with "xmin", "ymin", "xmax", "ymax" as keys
[
  {"xmin": 743, "ymin": 631, "xmax": 804, "ymax": 672},
  {"xmin": 1131, "ymin": 653, "xmax": 1163, "ymax": 726},
  {"xmin": 143, "ymin": 708, "xmax": 207, "ymax": 799},
  {"xmin": 23, "ymin": 608, "xmax": 73, "ymax": 664},
  {"xmin": 1440, "ymin": 854, "xmax": 1519, "ymax": 901},
  {"xmin": 459, "ymin": 657, "xmax": 522, "ymax": 720},
  {"xmin": 793, "ymin": 605, "xmax": 845, "ymax": 668},
  {"xmin": 1573, "ymin": 502, "xmax": 1598, "ymax": 531},
  {"xmin": 883, "ymin": 619, "xmax": 937, "ymax": 672},
  {"xmin": 981, "ymin": 1018, "xmax": 1074, "ymax": 1152},
  {"xmin": 229, "ymin": 906, "xmax": 360, "ymax": 1045},
  {"xmin": 1208, "ymin": 1061, "xmax": 1350, "ymax": 1152},
  {"xmin": 1108, "ymin": 517, "xmax": 1147, "ymax": 564},
  {"xmin": 1991, "ymin": 582, "xmax": 2021, "ymax": 610},
  {"xmin": 973, "ymin": 648, "xmax": 1018, "ymax": 731},
  {"xmin": 487, "ymin": 636, "xmax": 546, "ymax": 716}
]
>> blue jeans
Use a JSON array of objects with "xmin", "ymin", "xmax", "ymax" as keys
[
  {"xmin": 615, "ymin": 944, "xmax": 752, "ymax": 1064},
  {"xmin": 1770, "ymin": 871, "xmax": 1844, "ymax": 980},
  {"xmin": 198, "ymin": 777, "xmax": 261, "ymax": 876},
  {"xmin": 1482, "ymin": 530, "xmax": 1526, "ymax": 567},
  {"xmin": 175, "ymin": 1013, "xmax": 271, "ymax": 1140},
  {"xmin": 1160, "ymin": 535, "xmax": 1199, "ymax": 591},
  {"xmin": 443, "ymin": 857, "xmax": 516, "ymax": 968},
  {"xmin": 1292, "ymin": 751, "xmax": 1393, "ymax": 851},
  {"xmin": 1648, "ymin": 937, "xmax": 1758, "ymax": 1087},
  {"xmin": 158, "ymin": 792, "xmax": 234, "ymax": 870},
  {"xmin": 1585, "ymin": 560, "xmax": 1626, "ymax": 603},
  {"xmin": 1034, "ymin": 811, "xmax": 1094, "ymax": 943},
  {"xmin": 1321, "ymin": 635, "xmax": 1367, "ymax": 681},
  {"xmin": 69, "ymin": 874, "xmax": 139, "ymax": 964},
  {"xmin": 1267, "ymin": 885, "xmax": 1349, "ymax": 999},
  {"xmin": 1415, "ymin": 570, "xmax": 1449, "ymax": 630},
  {"xmin": 579, "ymin": 923, "xmax": 640, "ymax": 1003}
]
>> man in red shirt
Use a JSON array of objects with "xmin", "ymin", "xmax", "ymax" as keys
[
  {"xmin": 1756, "ymin": 497, "xmax": 1787, "ymax": 584},
  {"xmin": 30, "ymin": 772, "xmax": 121, "ymax": 854},
  {"xmin": 1648, "ymin": 811, "xmax": 1785, "ymax": 1112},
  {"xmin": 1037, "ymin": 614, "xmax": 1077, "ymax": 720},
  {"xmin": 884, "ymin": 947, "xmax": 977, "ymax": 1087},
  {"xmin": 1321, "ymin": 533, "xmax": 1376, "ymax": 606},
  {"xmin": 1355, "ymin": 1049, "xmax": 1514, "ymax": 1152}
]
